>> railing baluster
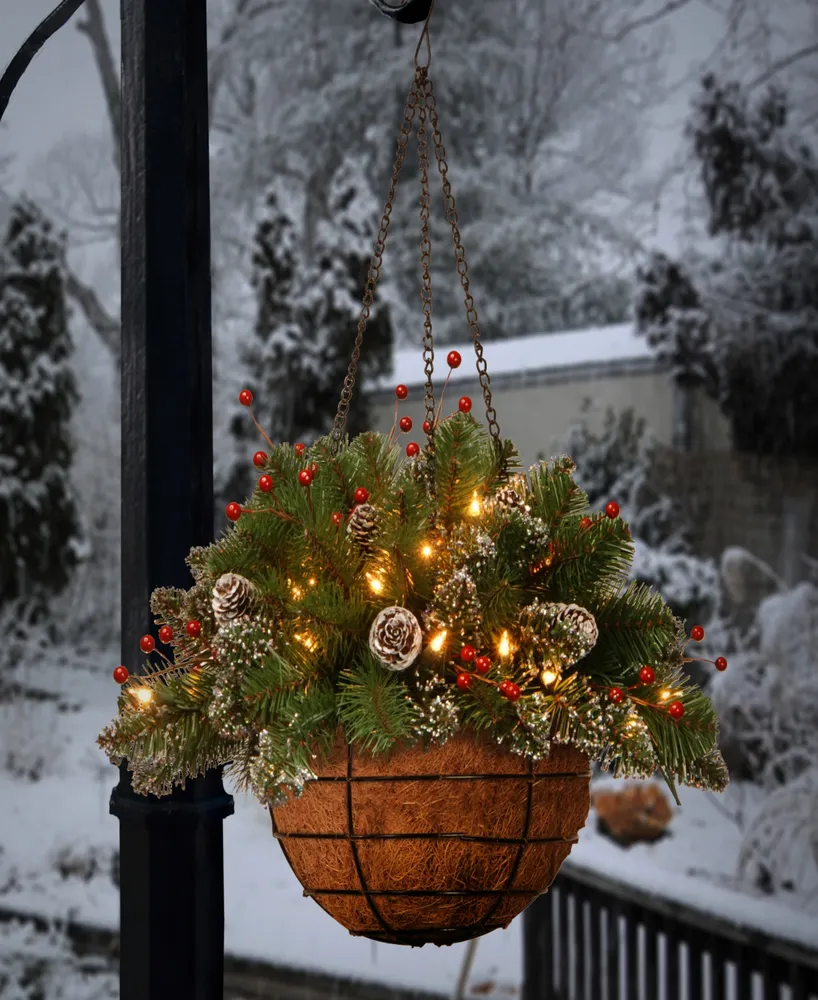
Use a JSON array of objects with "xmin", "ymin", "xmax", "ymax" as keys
[
  {"xmin": 666, "ymin": 922, "xmax": 681, "ymax": 1000},
  {"xmin": 707, "ymin": 935, "xmax": 726, "ymax": 1000},
  {"xmin": 558, "ymin": 883, "xmax": 570, "ymax": 998},
  {"xmin": 624, "ymin": 905, "xmax": 639, "ymax": 1000},
  {"xmin": 689, "ymin": 932, "xmax": 704, "ymax": 1000},
  {"xmin": 573, "ymin": 885, "xmax": 586, "ymax": 1000},
  {"xmin": 522, "ymin": 893, "xmax": 553, "ymax": 1000},
  {"xmin": 607, "ymin": 898, "xmax": 622, "ymax": 1000},
  {"xmin": 587, "ymin": 889, "xmax": 602, "ymax": 1000},
  {"xmin": 735, "ymin": 943, "xmax": 753, "ymax": 1000},
  {"xmin": 644, "ymin": 912, "xmax": 659, "ymax": 1000}
]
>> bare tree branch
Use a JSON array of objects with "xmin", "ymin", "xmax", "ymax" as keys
[
  {"xmin": 65, "ymin": 268, "xmax": 121, "ymax": 363},
  {"xmin": 76, "ymin": 0, "xmax": 121, "ymax": 172},
  {"xmin": 750, "ymin": 43, "xmax": 818, "ymax": 88}
]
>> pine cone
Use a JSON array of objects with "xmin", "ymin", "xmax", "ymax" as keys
[
  {"xmin": 369, "ymin": 606, "xmax": 423, "ymax": 671},
  {"xmin": 347, "ymin": 502, "xmax": 379, "ymax": 551},
  {"xmin": 518, "ymin": 600, "xmax": 598, "ymax": 670},
  {"xmin": 212, "ymin": 573, "xmax": 256, "ymax": 625},
  {"xmin": 495, "ymin": 487, "xmax": 529, "ymax": 512}
]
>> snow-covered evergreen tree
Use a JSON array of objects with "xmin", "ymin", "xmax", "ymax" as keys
[
  {"xmin": 634, "ymin": 74, "xmax": 818, "ymax": 459},
  {"xmin": 0, "ymin": 197, "xmax": 80, "ymax": 618},
  {"xmin": 561, "ymin": 404, "xmax": 720, "ymax": 624},
  {"xmin": 225, "ymin": 156, "xmax": 393, "ymax": 502}
]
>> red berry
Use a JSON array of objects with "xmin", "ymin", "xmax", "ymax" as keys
[
  {"xmin": 158, "ymin": 625, "xmax": 173, "ymax": 644},
  {"xmin": 225, "ymin": 502, "xmax": 242, "ymax": 522},
  {"xmin": 395, "ymin": 384, "xmax": 408, "ymax": 400},
  {"xmin": 715, "ymin": 656, "xmax": 728, "ymax": 672},
  {"xmin": 605, "ymin": 501, "xmax": 620, "ymax": 519},
  {"xmin": 258, "ymin": 475, "xmax": 273, "ymax": 493},
  {"xmin": 331, "ymin": 511, "xmax": 343, "ymax": 527},
  {"xmin": 185, "ymin": 620, "xmax": 202, "ymax": 638},
  {"xmin": 253, "ymin": 451, "xmax": 267, "ymax": 468},
  {"xmin": 399, "ymin": 416, "xmax": 413, "ymax": 432},
  {"xmin": 238, "ymin": 388, "xmax": 253, "ymax": 406},
  {"xmin": 475, "ymin": 655, "xmax": 491, "ymax": 674},
  {"xmin": 691, "ymin": 625, "xmax": 705, "ymax": 642},
  {"xmin": 447, "ymin": 350, "xmax": 462, "ymax": 369},
  {"xmin": 456, "ymin": 673, "xmax": 473, "ymax": 691},
  {"xmin": 298, "ymin": 469, "xmax": 313, "ymax": 487},
  {"xmin": 669, "ymin": 701, "xmax": 685, "ymax": 720},
  {"xmin": 422, "ymin": 420, "xmax": 433, "ymax": 434},
  {"xmin": 354, "ymin": 487, "xmax": 370, "ymax": 504},
  {"xmin": 639, "ymin": 666, "xmax": 655, "ymax": 685},
  {"xmin": 580, "ymin": 517, "xmax": 592, "ymax": 530},
  {"xmin": 139, "ymin": 634, "xmax": 155, "ymax": 654},
  {"xmin": 294, "ymin": 443, "xmax": 305, "ymax": 457},
  {"xmin": 502, "ymin": 682, "xmax": 521, "ymax": 702},
  {"xmin": 460, "ymin": 645, "xmax": 476, "ymax": 663},
  {"xmin": 113, "ymin": 665, "xmax": 129, "ymax": 684},
  {"xmin": 406, "ymin": 442, "xmax": 420, "ymax": 457},
  {"xmin": 609, "ymin": 686, "xmax": 624, "ymax": 704},
  {"xmin": 458, "ymin": 396, "xmax": 472, "ymax": 413}
]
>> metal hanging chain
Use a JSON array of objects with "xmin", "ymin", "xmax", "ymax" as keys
[
  {"xmin": 420, "ymin": 73, "xmax": 505, "ymax": 466},
  {"xmin": 330, "ymin": 75, "xmax": 421, "ymax": 452},
  {"xmin": 416, "ymin": 74, "xmax": 438, "ymax": 509}
]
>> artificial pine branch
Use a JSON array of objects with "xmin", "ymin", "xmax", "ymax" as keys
[{"xmin": 337, "ymin": 653, "xmax": 420, "ymax": 752}]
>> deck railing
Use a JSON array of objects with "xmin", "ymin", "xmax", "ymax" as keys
[{"xmin": 522, "ymin": 862, "xmax": 818, "ymax": 1000}]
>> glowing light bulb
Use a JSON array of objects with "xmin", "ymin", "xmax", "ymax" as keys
[
  {"xmin": 660, "ymin": 688, "xmax": 671, "ymax": 701},
  {"xmin": 498, "ymin": 631, "xmax": 511, "ymax": 658},
  {"xmin": 429, "ymin": 630, "xmax": 447, "ymax": 652},
  {"xmin": 468, "ymin": 492, "xmax": 481, "ymax": 516},
  {"xmin": 308, "ymin": 578, "xmax": 317, "ymax": 587},
  {"xmin": 368, "ymin": 575, "xmax": 384, "ymax": 594},
  {"xmin": 540, "ymin": 668, "xmax": 558, "ymax": 687},
  {"xmin": 291, "ymin": 584, "xmax": 303, "ymax": 599},
  {"xmin": 296, "ymin": 632, "xmax": 316, "ymax": 651},
  {"xmin": 134, "ymin": 687, "xmax": 153, "ymax": 705},
  {"xmin": 421, "ymin": 543, "xmax": 433, "ymax": 559}
]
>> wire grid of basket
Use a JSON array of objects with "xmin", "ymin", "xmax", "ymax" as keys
[{"xmin": 271, "ymin": 730, "xmax": 591, "ymax": 946}]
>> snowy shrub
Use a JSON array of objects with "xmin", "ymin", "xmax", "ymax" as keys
[
  {"xmin": 561, "ymin": 404, "xmax": 720, "ymax": 623},
  {"xmin": 0, "ymin": 197, "xmax": 82, "ymax": 624},
  {"xmin": 0, "ymin": 920, "xmax": 117, "ymax": 1000},
  {"xmin": 711, "ymin": 572, "xmax": 818, "ymax": 903},
  {"xmin": 635, "ymin": 74, "xmax": 818, "ymax": 461},
  {"xmin": 222, "ymin": 157, "xmax": 394, "ymax": 504}
]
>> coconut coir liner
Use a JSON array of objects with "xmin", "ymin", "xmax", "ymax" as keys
[{"xmin": 271, "ymin": 728, "xmax": 590, "ymax": 946}]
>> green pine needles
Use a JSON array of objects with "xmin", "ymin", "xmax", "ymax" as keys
[{"xmin": 98, "ymin": 411, "xmax": 728, "ymax": 805}]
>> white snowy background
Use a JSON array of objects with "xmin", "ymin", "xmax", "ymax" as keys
[{"xmin": 0, "ymin": 0, "xmax": 817, "ymax": 997}]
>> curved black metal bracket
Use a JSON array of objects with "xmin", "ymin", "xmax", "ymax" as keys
[
  {"xmin": 368, "ymin": 0, "xmax": 434, "ymax": 24},
  {"xmin": 0, "ymin": 0, "xmax": 88, "ymax": 129}
]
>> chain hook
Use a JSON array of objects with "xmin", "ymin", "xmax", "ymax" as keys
[{"xmin": 413, "ymin": 0, "xmax": 436, "ymax": 69}]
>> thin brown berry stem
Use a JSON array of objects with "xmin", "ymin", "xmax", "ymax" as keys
[{"xmin": 249, "ymin": 407, "xmax": 276, "ymax": 452}]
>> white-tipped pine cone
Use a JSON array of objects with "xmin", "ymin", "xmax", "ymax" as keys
[
  {"xmin": 518, "ymin": 600, "xmax": 598, "ymax": 669},
  {"xmin": 369, "ymin": 606, "xmax": 423, "ymax": 671},
  {"xmin": 347, "ymin": 502, "xmax": 379, "ymax": 551},
  {"xmin": 212, "ymin": 573, "xmax": 256, "ymax": 626},
  {"xmin": 495, "ymin": 485, "xmax": 531, "ymax": 514}
]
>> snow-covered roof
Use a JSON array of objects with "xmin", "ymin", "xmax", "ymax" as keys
[{"xmin": 366, "ymin": 322, "xmax": 657, "ymax": 394}]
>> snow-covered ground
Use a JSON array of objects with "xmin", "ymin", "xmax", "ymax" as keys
[{"xmin": 2, "ymin": 648, "xmax": 817, "ymax": 998}]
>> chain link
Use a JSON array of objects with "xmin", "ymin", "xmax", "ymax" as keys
[
  {"xmin": 420, "ymin": 73, "xmax": 505, "ymax": 475},
  {"xmin": 415, "ymin": 68, "xmax": 438, "ymax": 510},
  {"xmin": 330, "ymin": 75, "xmax": 421, "ymax": 452}
]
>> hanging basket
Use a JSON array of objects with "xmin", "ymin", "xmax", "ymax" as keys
[{"xmin": 271, "ymin": 728, "xmax": 591, "ymax": 947}]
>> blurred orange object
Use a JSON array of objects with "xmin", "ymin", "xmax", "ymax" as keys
[{"xmin": 593, "ymin": 782, "xmax": 674, "ymax": 846}]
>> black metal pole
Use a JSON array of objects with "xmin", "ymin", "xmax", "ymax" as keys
[{"xmin": 111, "ymin": 4, "xmax": 234, "ymax": 1000}]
